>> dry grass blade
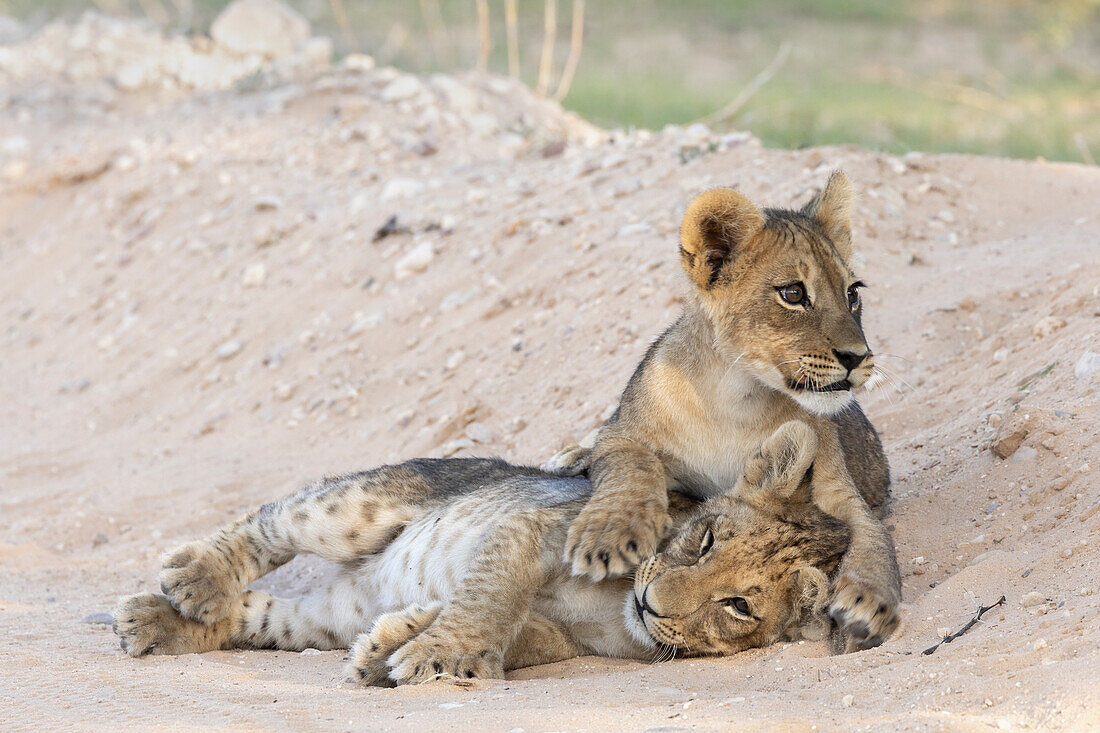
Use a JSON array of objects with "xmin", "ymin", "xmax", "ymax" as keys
[
  {"xmin": 505, "ymin": 0, "xmax": 520, "ymax": 78},
  {"xmin": 536, "ymin": 0, "xmax": 557, "ymax": 95},
  {"xmin": 329, "ymin": 0, "xmax": 358, "ymax": 52},
  {"xmin": 553, "ymin": 0, "xmax": 585, "ymax": 101},
  {"xmin": 698, "ymin": 40, "xmax": 791, "ymax": 126},
  {"xmin": 475, "ymin": 0, "xmax": 491, "ymax": 71}
]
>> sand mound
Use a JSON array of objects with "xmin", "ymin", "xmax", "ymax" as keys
[{"xmin": 1, "ymin": 10, "xmax": 1097, "ymax": 731}]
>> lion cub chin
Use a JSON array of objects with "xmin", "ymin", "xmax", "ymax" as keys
[
  {"xmin": 559, "ymin": 172, "xmax": 902, "ymax": 651},
  {"xmin": 114, "ymin": 422, "xmax": 848, "ymax": 684}
]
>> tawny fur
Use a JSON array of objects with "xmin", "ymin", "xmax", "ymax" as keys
[
  {"xmin": 114, "ymin": 423, "xmax": 848, "ymax": 685},
  {"xmin": 557, "ymin": 172, "xmax": 901, "ymax": 651}
]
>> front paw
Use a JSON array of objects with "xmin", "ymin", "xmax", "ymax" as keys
[
  {"xmin": 346, "ymin": 603, "xmax": 443, "ymax": 686},
  {"xmin": 541, "ymin": 444, "xmax": 591, "ymax": 477},
  {"xmin": 386, "ymin": 630, "xmax": 504, "ymax": 685},
  {"xmin": 565, "ymin": 492, "xmax": 670, "ymax": 581},
  {"xmin": 113, "ymin": 593, "xmax": 209, "ymax": 656},
  {"xmin": 828, "ymin": 575, "xmax": 900, "ymax": 651},
  {"xmin": 158, "ymin": 539, "xmax": 242, "ymax": 624}
]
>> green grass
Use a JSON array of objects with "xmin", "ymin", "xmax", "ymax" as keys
[{"xmin": 2, "ymin": 0, "xmax": 1097, "ymax": 163}]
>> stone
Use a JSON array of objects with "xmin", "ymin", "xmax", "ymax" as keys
[
  {"xmin": 1074, "ymin": 351, "xmax": 1100, "ymax": 380},
  {"xmin": 348, "ymin": 311, "xmax": 384, "ymax": 335},
  {"xmin": 394, "ymin": 241, "xmax": 434, "ymax": 280},
  {"xmin": 465, "ymin": 422, "xmax": 494, "ymax": 444},
  {"xmin": 214, "ymin": 339, "xmax": 243, "ymax": 360},
  {"xmin": 1020, "ymin": 592, "xmax": 1045, "ymax": 607},
  {"xmin": 380, "ymin": 177, "xmax": 425, "ymax": 202},
  {"xmin": 992, "ymin": 430, "xmax": 1027, "ymax": 460},
  {"xmin": 380, "ymin": 75, "xmax": 424, "ymax": 103},
  {"xmin": 1032, "ymin": 316, "xmax": 1066, "ymax": 338},
  {"xmin": 211, "ymin": 0, "xmax": 310, "ymax": 59},
  {"xmin": 241, "ymin": 263, "xmax": 266, "ymax": 287}
]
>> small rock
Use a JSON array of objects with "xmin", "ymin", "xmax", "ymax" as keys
[
  {"xmin": 445, "ymin": 350, "xmax": 466, "ymax": 371},
  {"xmin": 215, "ymin": 339, "xmax": 244, "ymax": 360},
  {"xmin": 343, "ymin": 53, "xmax": 376, "ymax": 72},
  {"xmin": 394, "ymin": 241, "xmax": 434, "ymax": 280},
  {"xmin": 241, "ymin": 263, "xmax": 267, "ymax": 287},
  {"xmin": 348, "ymin": 311, "xmax": 384, "ymax": 335},
  {"xmin": 465, "ymin": 422, "xmax": 494, "ymax": 444},
  {"xmin": 841, "ymin": 694, "xmax": 854, "ymax": 708},
  {"xmin": 992, "ymin": 348, "xmax": 1009, "ymax": 363},
  {"xmin": 911, "ymin": 556, "xmax": 926, "ymax": 565},
  {"xmin": 81, "ymin": 612, "xmax": 115, "ymax": 625},
  {"xmin": 274, "ymin": 382, "xmax": 295, "ymax": 401},
  {"xmin": 92, "ymin": 533, "xmax": 109, "ymax": 547},
  {"xmin": 1074, "ymin": 351, "xmax": 1100, "ymax": 380},
  {"xmin": 1033, "ymin": 638, "xmax": 1048, "ymax": 651},
  {"xmin": 381, "ymin": 177, "xmax": 426, "ymax": 202},
  {"xmin": 1011, "ymin": 446, "xmax": 1038, "ymax": 462},
  {"xmin": 211, "ymin": 0, "xmax": 310, "ymax": 58},
  {"xmin": 300, "ymin": 648, "xmax": 322, "ymax": 655},
  {"xmin": 380, "ymin": 75, "xmax": 424, "ymax": 102},
  {"xmin": 992, "ymin": 430, "xmax": 1027, "ymax": 460},
  {"xmin": 1020, "ymin": 592, "xmax": 1045, "ymax": 607},
  {"xmin": 254, "ymin": 195, "xmax": 284, "ymax": 211},
  {"xmin": 1032, "ymin": 316, "xmax": 1066, "ymax": 338},
  {"xmin": 442, "ymin": 437, "xmax": 475, "ymax": 457}
]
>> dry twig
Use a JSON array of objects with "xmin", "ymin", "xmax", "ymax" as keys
[
  {"xmin": 536, "ymin": 0, "xmax": 557, "ymax": 95},
  {"xmin": 553, "ymin": 0, "xmax": 585, "ymax": 101},
  {"xmin": 921, "ymin": 595, "xmax": 1006, "ymax": 656},
  {"xmin": 698, "ymin": 40, "xmax": 791, "ymax": 126},
  {"xmin": 475, "ymin": 0, "xmax": 491, "ymax": 71},
  {"xmin": 329, "ymin": 0, "xmax": 358, "ymax": 52},
  {"xmin": 505, "ymin": 0, "xmax": 520, "ymax": 78}
]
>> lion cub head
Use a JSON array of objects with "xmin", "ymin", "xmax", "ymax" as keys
[
  {"xmin": 626, "ymin": 421, "xmax": 850, "ymax": 655},
  {"xmin": 679, "ymin": 172, "xmax": 872, "ymax": 416}
]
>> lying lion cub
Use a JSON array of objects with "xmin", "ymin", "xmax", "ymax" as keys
[{"xmin": 115, "ymin": 422, "xmax": 848, "ymax": 684}]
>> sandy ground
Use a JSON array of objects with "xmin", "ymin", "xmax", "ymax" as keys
[{"xmin": 1, "ymin": 12, "xmax": 1099, "ymax": 733}]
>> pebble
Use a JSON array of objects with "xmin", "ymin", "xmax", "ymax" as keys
[
  {"xmin": 1032, "ymin": 316, "xmax": 1066, "ymax": 338},
  {"xmin": 81, "ymin": 612, "xmax": 115, "ymax": 625},
  {"xmin": 348, "ymin": 311, "xmax": 384, "ymax": 335},
  {"xmin": 381, "ymin": 177, "xmax": 426, "ymax": 201},
  {"xmin": 1011, "ymin": 446, "xmax": 1038, "ymax": 462},
  {"xmin": 274, "ymin": 382, "xmax": 295, "ymax": 401},
  {"xmin": 394, "ymin": 241, "xmax": 435, "ymax": 280},
  {"xmin": 841, "ymin": 694, "xmax": 854, "ymax": 708},
  {"xmin": 1074, "ymin": 351, "xmax": 1100, "ymax": 380},
  {"xmin": 241, "ymin": 263, "xmax": 267, "ymax": 287},
  {"xmin": 465, "ymin": 421, "xmax": 494, "ymax": 444},
  {"xmin": 992, "ymin": 430, "xmax": 1027, "ymax": 460},
  {"xmin": 1032, "ymin": 638, "xmax": 1048, "ymax": 651},
  {"xmin": 253, "ymin": 195, "xmax": 284, "ymax": 211},
  {"xmin": 210, "ymin": 0, "xmax": 310, "ymax": 58},
  {"xmin": 380, "ymin": 75, "xmax": 424, "ymax": 103},
  {"xmin": 445, "ymin": 350, "xmax": 466, "ymax": 371},
  {"xmin": 299, "ymin": 647, "xmax": 322, "ymax": 655},
  {"xmin": 214, "ymin": 339, "xmax": 243, "ymax": 360},
  {"xmin": 1020, "ymin": 592, "xmax": 1046, "ymax": 607}
]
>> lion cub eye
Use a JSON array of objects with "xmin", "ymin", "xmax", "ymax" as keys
[
  {"xmin": 720, "ymin": 597, "xmax": 752, "ymax": 616},
  {"xmin": 777, "ymin": 283, "xmax": 807, "ymax": 306},
  {"xmin": 699, "ymin": 528, "xmax": 715, "ymax": 557}
]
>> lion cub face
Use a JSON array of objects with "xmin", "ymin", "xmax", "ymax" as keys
[
  {"xmin": 679, "ymin": 172, "xmax": 873, "ymax": 416},
  {"xmin": 626, "ymin": 422, "xmax": 850, "ymax": 655}
]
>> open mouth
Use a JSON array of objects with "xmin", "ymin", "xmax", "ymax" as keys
[{"xmin": 788, "ymin": 378, "xmax": 851, "ymax": 393}]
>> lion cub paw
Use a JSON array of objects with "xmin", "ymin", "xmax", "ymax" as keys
[
  {"xmin": 158, "ymin": 539, "xmax": 242, "ymax": 624},
  {"xmin": 540, "ymin": 444, "xmax": 592, "ymax": 477},
  {"xmin": 386, "ymin": 628, "xmax": 504, "ymax": 685},
  {"xmin": 346, "ymin": 603, "xmax": 443, "ymax": 686},
  {"xmin": 565, "ymin": 492, "xmax": 671, "ymax": 581},
  {"xmin": 828, "ymin": 576, "xmax": 900, "ymax": 651},
  {"xmin": 114, "ymin": 593, "xmax": 214, "ymax": 657}
]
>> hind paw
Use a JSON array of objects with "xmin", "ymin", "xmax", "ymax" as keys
[
  {"xmin": 158, "ymin": 539, "xmax": 242, "ymax": 624},
  {"xmin": 113, "ymin": 593, "xmax": 214, "ymax": 656}
]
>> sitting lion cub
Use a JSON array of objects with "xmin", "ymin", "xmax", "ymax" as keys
[
  {"xmin": 115, "ymin": 422, "xmax": 848, "ymax": 685},
  {"xmin": 554, "ymin": 172, "xmax": 901, "ymax": 650}
]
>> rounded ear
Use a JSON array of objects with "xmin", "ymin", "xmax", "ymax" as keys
[
  {"xmin": 741, "ymin": 421, "xmax": 818, "ymax": 504},
  {"xmin": 679, "ymin": 188, "xmax": 764, "ymax": 291},
  {"xmin": 801, "ymin": 171, "xmax": 853, "ymax": 260}
]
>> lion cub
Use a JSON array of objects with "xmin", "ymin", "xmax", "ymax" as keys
[
  {"xmin": 114, "ymin": 422, "xmax": 848, "ymax": 684},
  {"xmin": 555, "ymin": 172, "xmax": 900, "ymax": 650}
]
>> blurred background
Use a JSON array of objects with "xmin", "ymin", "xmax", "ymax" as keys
[{"xmin": 2, "ymin": 0, "xmax": 1097, "ymax": 163}]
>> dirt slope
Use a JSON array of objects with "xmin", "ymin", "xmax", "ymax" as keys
[{"xmin": 1, "ymin": 13, "xmax": 1098, "ymax": 733}]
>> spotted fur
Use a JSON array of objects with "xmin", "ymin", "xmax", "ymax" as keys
[{"xmin": 114, "ymin": 425, "xmax": 848, "ymax": 684}]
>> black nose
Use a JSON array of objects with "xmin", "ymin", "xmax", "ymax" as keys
[{"xmin": 833, "ymin": 349, "xmax": 866, "ymax": 372}]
